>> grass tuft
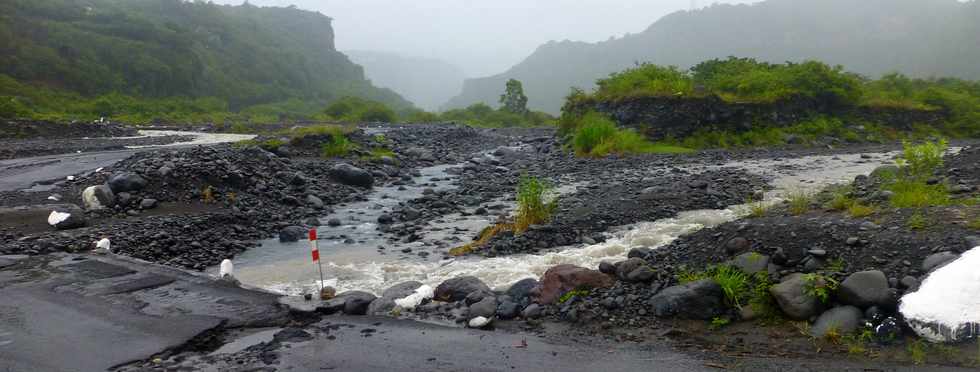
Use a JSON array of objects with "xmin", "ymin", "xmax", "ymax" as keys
[
  {"xmin": 786, "ymin": 189, "xmax": 814, "ymax": 215},
  {"xmin": 514, "ymin": 175, "xmax": 558, "ymax": 233},
  {"xmin": 448, "ymin": 223, "xmax": 514, "ymax": 256},
  {"xmin": 907, "ymin": 212, "xmax": 928, "ymax": 230},
  {"xmin": 570, "ymin": 112, "xmax": 692, "ymax": 157},
  {"xmin": 802, "ymin": 273, "xmax": 839, "ymax": 304},
  {"xmin": 847, "ymin": 203, "xmax": 876, "ymax": 218}
]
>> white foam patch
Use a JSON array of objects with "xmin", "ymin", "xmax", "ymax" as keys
[
  {"xmin": 219, "ymin": 259, "xmax": 234, "ymax": 278},
  {"xmin": 126, "ymin": 130, "xmax": 255, "ymax": 148},
  {"xmin": 95, "ymin": 238, "xmax": 111, "ymax": 252},
  {"xmin": 47, "ymin": 211, "xmax": 71, "ymax": 226},
  {"xmin": 394, "ymin": 285, "xmax": 434, "ymax": 310},
  {"xmin": 900, "ymin": 246, "xmax": 980, "ymax": 343}
]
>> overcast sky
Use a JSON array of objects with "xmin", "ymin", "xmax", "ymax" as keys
[{"xmin": 219, "ymin": 1, "xmax": 761, "ymax": 77}]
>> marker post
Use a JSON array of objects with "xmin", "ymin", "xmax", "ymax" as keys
[{"xmin": 310, "ymin": 228, "xmax": 324, "ymax": 292}]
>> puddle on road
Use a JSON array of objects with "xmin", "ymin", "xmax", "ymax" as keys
[{"xmin": 229, "ymin": 150, "xmax": 902, "ymax": 296}]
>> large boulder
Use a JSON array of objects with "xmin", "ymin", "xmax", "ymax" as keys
[
  {"xmin": 107, "ymin": 172, "xmax": 147, "ymax": 193},
  {"xmin": 505, "ymin": 278, "xmax": 539, "ymax": 306},
  {"xmin": 47, "ymin": 204, "xmax": 87, "ymax": 230},
  {"xmin": 900, "ymin": 246, "xmax": 980, "ymax": 343},
  {"xmin": 81, "ymin": 185, "xmax": 115, "ymax": 210},
  {"xmin": 329, "ymin": 163, "xmax": 374, "ymax": 188},
  {"xmin": 279, "ymin": 226, "xmax": 308, "ymax": 243},
  {"xmin": 434, "ymin": 276, "xmax": 491, "ymax": 302},
  {"xmin": 769, "ymin": 273, "xmax": 824, "ymax": 320},
  {"xmin": 811, "ymin": 306, "xmax": 863, "ymax": 338},
  {"xmin": 367, "ymin": 281, "xmax": 423, "ymax": 315},
  {"xmin": 615, "ymin": 257, "xmax": 656, "ymax": 283},
  {"xmin": 838, "ymin": 270, "xmax": 892, "ymax": 309},
  {"xmin": 535, "ymin": 264, "xmax": 614, "ymax": 305},
  {"xmin": 649, "ymin": 279, "xmax": 725, "ymax": 320},
  {"xmin": 731, "ymin": 252, "xmax": 770, "ymax": 275},
  {"xmin": 468, "ymin": 296, "xmax": 497, "ymax": 319},
  {"xmin": 922, "ymin": 252, "xmax": 959, "ymax": 272},
  {"xmin": 337, "ymin": 291, "xmax": 377, "ymax": 315}
]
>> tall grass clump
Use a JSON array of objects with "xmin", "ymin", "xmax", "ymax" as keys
[
  {"xmin": 514, "ymin": 175, "xmax": 558, "ymax": 233},
  {"xmin": 571, "ymin": 112, "xmax": 692, "ymax": 157},
  {"xmin": 320, "ymin": 132, "xmax": 353, "ymax": 157},
  {"xmin": 677, "ymin": 265, "xmax": 750, "ymax": 308},
  {"xmin": 785, "ymin": 189, "xmax": 814, "ymax": 215},
  {"xmin": 888, "ymin": 140, "xmax": 951, "ymax": 208}
]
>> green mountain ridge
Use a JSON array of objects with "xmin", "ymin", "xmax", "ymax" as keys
[
  {"xmin": 444, "ymin": 0, "xmax": 980, "ymax": 114},
  {"xmin": 0, "ymin": 0, "xmax": 411, "ymax": 113}
]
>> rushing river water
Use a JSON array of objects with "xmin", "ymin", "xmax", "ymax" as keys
[{"xmin": 228, "ymin": 150, "xmax": 903, "ymax": 296}]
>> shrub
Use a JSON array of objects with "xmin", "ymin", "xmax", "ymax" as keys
[
  {"xmin": 571, "ymin": 112, "xmax": 619, "ymax": 156},
  {"xmin": 709, "ymin": 317, "xmax": 731, "ymax": 330},
  {"xmin": 826, "ymin": 185, "xmax": 854, "ymax": 211},
  {"xmin": 321, "ymin": 134, "xmax": 353, "ymax": 157},
  {"xmin": 889, "ymin": 180, "xmax": 951, "ymax": 208},
  {"xmin": 571, "ymin": 112, "xmax": 692, "ymax": 157},
  {"xmin": 898, "ymin": 139, "xmax": 947, "ymax": 182},
  {"xmin": 802, "ymin": 274, "xmax": 839, "ymax": 304},
  {"xmin": 595, "ymin": 63, "xmax": 695, "ymax": 100},
  {"xmin": 358, "ymin": 104, "xmax": 396, "ymax": 123},
  {"xmin": 514, "ymin": 175, "xmax": 557, "ymax": 233}
]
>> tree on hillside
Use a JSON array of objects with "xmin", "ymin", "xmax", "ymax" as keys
[{"xmin": 499, "ymin": 79, "xmax": 529, "ymax": 114}]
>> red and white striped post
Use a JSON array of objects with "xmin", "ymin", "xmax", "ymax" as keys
[{"xmin": 310, "ymin": 228, "xmax": 324, "ymax": 292}]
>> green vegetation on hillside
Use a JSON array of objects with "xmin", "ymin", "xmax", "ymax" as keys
[
  {"xmin": 0, "ymin": 0, "xmax": 409, "ymax": 125},
  {"xmin": 560, "ymin": 58, "xmax": 980, "ymax": 152},
  {"xmin": 446, "ymin": 0, "xmax": 980, "ymax": 114}
]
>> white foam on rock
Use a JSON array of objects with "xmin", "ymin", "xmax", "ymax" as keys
[
  {"xmin": 394, "ymin": 285, "xmax": 434, "ymax": 310},
  {"xmin": 220, "ymin": 259, "xmax": 234, "ymax": 278},
  {"xmin": 900, "ymin": 246, "xmax": 980, "ymax": 343},
  {"xmin": 47, "ymin": 211, "xmax": 71, "ymax": 226}
]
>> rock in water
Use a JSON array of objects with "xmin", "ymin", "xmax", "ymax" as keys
[
  {"xmin": 47, "ymin": 205, "xmax": 86, "ymax": 230},
  {"xmin": 219, "ymin": 259, "xmax": 234, "ymax": 278},
  {"xmin": 107, "ymin": 172, "xmax": 147, "ymax": 193},
  {"xmin": 81, "ymin": 185, "xmax": 115, "ymax": 210},
  {"xmin": 329, "ymin": 163, "xmax": 374, "ymax": 188},
  {"xmin": 279, "ymin": 226, "xmax": 307, "ymax": 243},
  {"xmin": 900, "ymin": 246, "xmax": 980, "ymax": 343},
  {"xmin": 649, "ymin": 279, "xmax": 725, "ymax": 320}
]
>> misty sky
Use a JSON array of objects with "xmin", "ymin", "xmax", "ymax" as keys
[{"xmin": 219, "ymin": 1, "xmax": 761, "ymax": 77}]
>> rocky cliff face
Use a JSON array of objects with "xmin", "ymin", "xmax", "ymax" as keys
[{"xmin": 568, "ymin": 96, "xmax": 947, "ymax": 141}]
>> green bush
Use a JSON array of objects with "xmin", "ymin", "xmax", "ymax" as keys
[
  {"xmin": 514, "ymin": 174, "xmax": 558, "ymax": 233},
  {"xmin": 570, "ymin": 112, "xmax": 691, "ymax": 157},
  {"xmin": 595, "ymin": 64, "xmax": 694, "ymax": 100},
  {"xmin": 358, "ymin": 104, "xmax": 396, "ymax": 123},
  {"xmin": 886, "ymin": 140, "xmax": 951, "ymax": 208},
  {"xmin": 321, "ymin": 134, "xmax": 353, "ymax": 158}
]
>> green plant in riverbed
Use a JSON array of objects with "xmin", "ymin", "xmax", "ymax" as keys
[
  {"xmin": 786, "ymin": 189, "xmax": 814, "ymax": 215},
  {"xmin": 847, "ymin": 203, "xmax": 875, "ymax": 218},
  {"xmin": 709, "ymin": 317, "xmax": 731, "ymax": 330},
  {"xmin": 321, "ymin": 133, "xmax": 353, "ymax": 157},
  {"xmin": 969, "ymin": 217, "xmax": 980, "ymax": 230},
  {"xmin": 888, "ymin": 140, "xmax": 951, "ymax": 208},
  {"xmin": 514, "ymin": 174, "xmax": 558, "ymax": 233},
  {"xmin": 558, "ymin": 289, "xmax": 591, "ymax": 304},
  {"xmin": 744, "ymin": 196, "xmax": 770, "ymax": 218},
  {"xmin": 907, "ymin": 339, "xmax": 927, "ymax": 365},
  {"xmin": 802, "ymin": 273, "xmax": 839, "ymax": 304},
  {"xmin": 677, "ymin": 265, "xmax": 749, "ymax": 308},
  {"xmin": 907, "ymin": 212, "xmax": 928, "ymax": 230},
  {"xmin": 826, "ymin": 258, "xmax": 846, "ymax": 273}
]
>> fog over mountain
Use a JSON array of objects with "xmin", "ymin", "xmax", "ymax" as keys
[
  {"xmin": 446, "ymin": 0, "xmax": 980, "ymax": 113},
  {"xmin": 345, "ymin": 51, "xmax": 465, "ymax": 111},
  {"xmin": 214, "ymin": 0, "xmax": 759, "ymax": 78}
]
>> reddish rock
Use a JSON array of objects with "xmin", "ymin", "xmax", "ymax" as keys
[{"xmin": 534, "ymin": 264, "xmax": 614, "ymax": 304}]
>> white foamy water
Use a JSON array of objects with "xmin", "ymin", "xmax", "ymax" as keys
[
  {"xmin": 232, "ymin": 150, "xmax": 902, "ymax": 296},
  {"xmin": 126, "ymin": 130, "xmax": 255, "ymax": 148}
]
